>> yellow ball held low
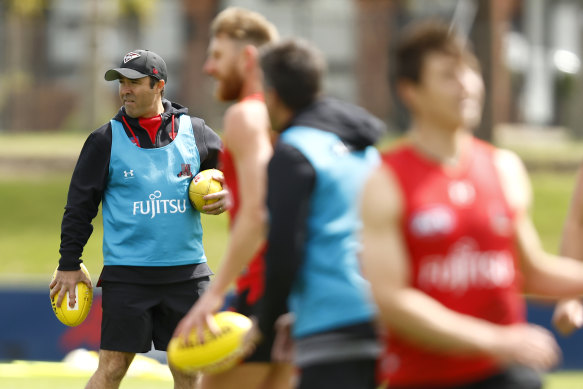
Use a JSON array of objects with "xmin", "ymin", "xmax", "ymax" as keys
[
  {"xmin": 189, "ymin": 169, "xmax": 224, "ymax": 212},
  {"xmin": 168, "ymin": 311, "xmax": 253, "ymax": 374},
  {"xmin": 50, "ymin": 263, "xmax": 93, "ymax": 327}
]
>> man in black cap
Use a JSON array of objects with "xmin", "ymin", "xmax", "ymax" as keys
[{"xmin": 50, "ymin": 49, "xmax": 226, "ymax": 388}]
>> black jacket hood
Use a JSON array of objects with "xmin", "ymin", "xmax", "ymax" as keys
[
  {"xmin": 113, "ymin": 98, "xmax": 188, "ymax": 121},
  {"xmin": 287, "ymin": 97, "xmax": 385, "ymax": 150}
]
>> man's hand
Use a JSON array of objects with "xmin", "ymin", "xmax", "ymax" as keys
[
  {"xmin": 240, "ymin": 317, "xmax": 262, "ymax": 360},
  {"xmin": 272, "ymin": 313, "xmax": 295, "ymax": 363},
  {"xmin": 553, "ymin": 298, "xmax": 583, "ymax": 336},
  {"xmin": 173, "ymin": 289, "xmax": 224, "ymax": 344},
  {"xmin": 202, "ymin": 174, "xmax": 232, "ymax": 215},
  {"xmin": 49, "ymin": 268, "xmax": 92, "ymax": 308},
  {"xmin": 489, "ymin": 323, "xmax": 561, "ymax": 371}
]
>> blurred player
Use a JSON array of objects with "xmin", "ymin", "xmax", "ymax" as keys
[
  {"xmin": 553, "ymin": 165, "xmax": 583, "ymax": 335},
  {"xmin": 173, "ymin": 7, "xmax": 294, "ymax": 389},
  {"xmin": 50, "ymin": 49, "xmax": 226, "ymax": 389},
  {"xmin": 251, "ymin": 38, "xmax": 385, "ymax": 389},
  {"xmin": 360, "ymin": 20, "xmax": 583, "ymax": 389}
]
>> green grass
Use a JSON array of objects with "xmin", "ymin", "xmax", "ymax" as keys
[
  {"xmin": 0, "ymin": 168, "xmax": 573, "ymax": 280},
  {"xmin": 1, "ymin": 376, "xmax": 173, "ymax": 389},
  {"xmin": 530, "ymin": 172, "xmax": 576, "ymax": 253},
  {"xmin": 545, "ymin": 371, "xmax": 583, "ymax": 389},
  {"xmin": 0, "ymin": 369, "xmax": 580, "ymax": 389},
  {"xmin": 0, "ymin": 173, "xmax": 228, "ymax": 284},
  {"xmin": 0, "ymin": 132, "xmax": 581, "ymax": 388},
  {"xmin": 0, "ymin": 132, "xmax": 88, "ymax": 159}
]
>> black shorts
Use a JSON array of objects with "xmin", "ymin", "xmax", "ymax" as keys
[
  {"xmin": 388, "ymin": 365, "xmax": 542, "ymax": 389},
  {"xmin": 454, "ymin": 366, "xmax": 542, "ymax": 389},
  {"xmin": 100, "ymin": 277, "xmax": 210, "ymax": 353},
  {"xmin": 227, "ymin": 289, "xmax": 277, "ymax": 363},
  {"xmin": 299, "ymin": 358, "xmax": 377, "ymax": 389}
]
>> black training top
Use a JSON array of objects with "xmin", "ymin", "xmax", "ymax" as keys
[
  {"xmin": 58, "ymin": 99, "xmax": 221, "ymax": 284},
  {"xmin": 258, "ymin": 98, "xmax": 386, "ymax": 338}
]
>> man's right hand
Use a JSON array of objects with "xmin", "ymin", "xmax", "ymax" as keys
[
  {"xmin": 552, "ymin": 298, "xmax": 583, "ymax": 336},
  {"xmin": 271, "ymin": 313, "xmax": 295, "ymax": 362},
  {"xmin": 49, "ymin": 268, "xmax": 92, "ymax": 309},
  {"xmin": 173, "ymin": 288, "xmax": 224, "ymax": 344},
  {"xmin": 490, "ymin": 323, "xmax": 561, "ymax": 371}
]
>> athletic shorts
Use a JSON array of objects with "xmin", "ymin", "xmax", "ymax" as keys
[
  {"xmin": 298, "ymin": 358, "xmax": 377, "ymax": 389},
  {"xmin": 100, "ymin": 277, "xmax": 210, "ymax": 353},
  {"xmin": 227, "ymin": 289, "xmax": 277, "ymax": 363},
  {"xmin": 387, "ymin": 365, "xmax": 542, "ymax": 389}
]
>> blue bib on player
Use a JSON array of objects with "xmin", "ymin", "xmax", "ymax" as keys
[
  {"xmin": 102, "ymin": 114, "xmax": 206, "ymax": 267},
  {"xmin": 280, "ymin": 126, "xmax": 379, "ymax": 338}
]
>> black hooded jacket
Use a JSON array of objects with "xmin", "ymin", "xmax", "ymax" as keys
[
  {"xmin": 58, "ymin": 99, "xmax": 221, "ymax": 284},
  {"xmin": 259, "ymin": 97, "xmax": 386, "ymax": 337}
]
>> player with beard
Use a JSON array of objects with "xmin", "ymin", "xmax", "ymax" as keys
[{"xmin": 174, "ymin": 7, "xmax": 294, "ymax": 389}]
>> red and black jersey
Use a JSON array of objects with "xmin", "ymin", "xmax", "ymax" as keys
[
  {"xmin": 218, "ymin": 92, "xmax": 267, "ymax": 305},
  {"xmin": 378, "ymin": 137, "xmax": 526, "ymax": 387}
]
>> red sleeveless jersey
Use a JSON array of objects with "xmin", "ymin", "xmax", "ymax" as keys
[
  {"xmin": 378, "ymin": 138, "xmax": 526, "ymax": 387},
  {"xmin": 218, "ymin": 92, "xmax": 267, "ymax": 305}
]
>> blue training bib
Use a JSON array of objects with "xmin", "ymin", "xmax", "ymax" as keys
[{"xmin": 102, "ymin": 114, "xmax": 206, "ymax": 266}]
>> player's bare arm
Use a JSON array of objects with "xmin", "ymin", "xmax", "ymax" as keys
[
  {"xmin": 361, "ymin": 165, "xmax": 560, "ymax": 370},
  {"xmin": 494, "ymin": 149, "xmax": 583, "ymax": 298},
  {"xmin": 175, "ymin": 100, "xmax": 271, "ymax": 342},
  {"xmin": 553, "ymin": 165, "xmax": 583, "ymax": 334}
]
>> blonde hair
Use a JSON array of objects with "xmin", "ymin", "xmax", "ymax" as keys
[{"xmin": 210, "ymin": 7, "xmax": 279, "ymax": 46}]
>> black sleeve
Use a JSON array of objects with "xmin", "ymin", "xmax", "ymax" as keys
[
  {"xmin": 257, "ymin": 142, "xmax": 315, "ymax": 339},
  {"xmin": 58, "ymin": 125, "xmax": 111, "ymax": 271},
  {"xmin": 192, "ymin": 117, "xmax": 222, "ymax": 171}
]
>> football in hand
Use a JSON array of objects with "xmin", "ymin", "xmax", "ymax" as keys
[
  {"xmin": 50, "ymin": 263, "xmax": 93, "ymax": 327},
  {"xmin": 168, "ymin": 311, "xmax": 253, "ymax": 374},
  {"xmin": 188, "ymin": 169, "xmax": 224, "ymax": 212}
]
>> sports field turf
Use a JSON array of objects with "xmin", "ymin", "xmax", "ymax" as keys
[{"xmin": 1, "ymin": 368, "xmax": 582, "ymax": 389}]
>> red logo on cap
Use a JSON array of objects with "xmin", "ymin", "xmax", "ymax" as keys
[{"xmin": 153, "ymin": 68, "xmax": 158, "ymax": 74}]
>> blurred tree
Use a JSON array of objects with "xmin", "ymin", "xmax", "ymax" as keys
[
  {"xmin": 2, "ymin": 0, "xmax": 58, "ymax": 131},
  {"xmin": 470, "ymin": 0, "xmax": 515, "ymax": 142},
  {"xmin": 355, "ymin": 0, "xmax": 396, "ymax": 128},
  {"xmin": 119, "ymin": 0, "xmax": 158, "ymax": 20},
  {"xmin": 178, "ymin": 0, "xmax": 221, "ymax": 128},
  {"xmin": 118, "ymin": 0, "xmax": 158, "ymax": 46},
  {"xmin": 6, "ymin": 0, "xmax": 49, "ymax": 16}
]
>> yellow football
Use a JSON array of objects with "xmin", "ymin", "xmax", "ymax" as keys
[
  {"xmin": 188, "ymin": 169, "xmax": 224, "ymax": 212},
  {"xmin": 167, "ymin": 311, "xmax": 253, "ymax": 374},
  {"xmin": 50, "ymin": 263, "xmax": 93, "ymax": 327}
]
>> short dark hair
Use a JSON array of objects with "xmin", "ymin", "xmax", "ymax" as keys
[
  {"xmin": 395, "ymin": 19, "xmax": 479, "ymax": 84},
  {"xmin": 260, "ymin": 39, "xmax": 326, "ymax": 111},
  {"xmin": 149, "ymin": 76, "xmax": 164, "ymax": 98}
]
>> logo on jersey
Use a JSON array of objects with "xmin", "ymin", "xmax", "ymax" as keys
[
  {"xmin": 489, "ymin": 204, "xmax": 513, "ymax": 236},
  {"xmin": 448, "ymin": 180, "xmax": 475, "ymax": 207},
  {"xmin": 123, "ymin": 51, "xmax": 141, "ymax": 63},
  {"xmin": 123, "ymin": 170, "xmax": 134, "ymax": 178},
  {"xmin": 410, "ymin": 205, "xmax": 455, "ymax": 238},
  {"xmin": 177, "ymin": 164, "xmax": 192, "ymax": 178},
  {"xmin": 132, "ymin": 190, "xmax": 188, "ymax": 219},
  {"xmin": 417, "ymin": 238, "xmax": 515, "ymax": 294},
  {"xmin": 332, "ymin": 141, "xmax": 349, "ymax": 156}
]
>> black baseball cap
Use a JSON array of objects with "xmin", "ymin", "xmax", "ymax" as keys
[{"xmin": 104, "ymin": 49, "xmax": 168, "ymax": 83}]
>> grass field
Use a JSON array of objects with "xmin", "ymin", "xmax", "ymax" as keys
[
  {"xmin": 1, "ymin": 367, "xmax": 582, "ymax": 389},
  {"xmin": 0, "ymin": 174, "xmax": 228, "ymax": 283},
  {"xmin": 0, "ymin": 131, "xmax": 582, "ymax": 387},
  {"xmin": 0, "ymin": 167, "xmax": 572, "ymax": 281}
]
